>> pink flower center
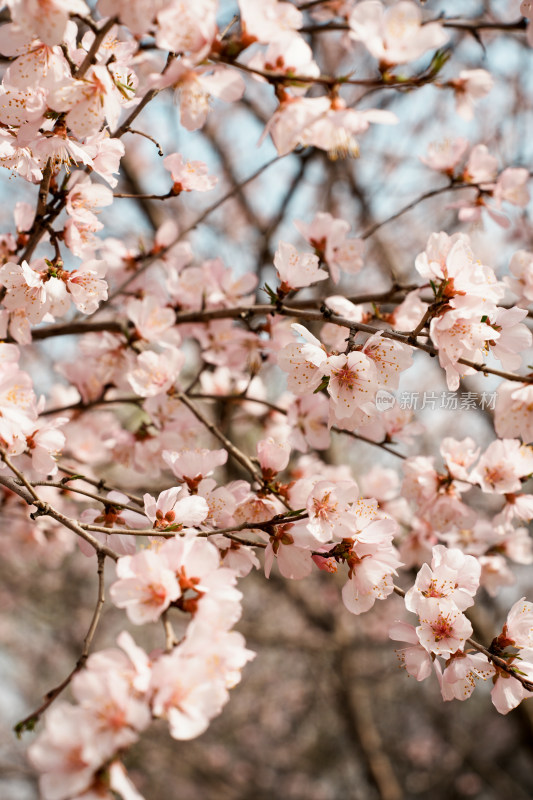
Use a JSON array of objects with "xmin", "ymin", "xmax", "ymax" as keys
[{"xmin": 431, "ymin": 615, "xmax": 453, "ymax": 641}]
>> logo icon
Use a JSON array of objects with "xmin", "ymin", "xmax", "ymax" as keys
[{"xmin": 375, "ymin": 389, "xmax": 396, "ymax": 412}]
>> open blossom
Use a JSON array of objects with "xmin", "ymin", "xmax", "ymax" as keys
[
  {"xmin": 27, "ymin": 703, "xmax": 108, "ymax": 800},
  {"xmin": 239, "ymin": 0, "xmax": 302, "ymax": 44},
  {"xmin": 163, "ymin": 153, "xmax": 217, "ymax": 193},
  {"xmin": 5, "ymin": 0, "xmax": 89, "ymax": 46},
  {"xmin": 257, "ymin": 437, "xmax": 291, "ymax": 477},
  {"xmin": 264, "ymin": 95, "xmax": 397, "ymax": 158},
  {"xmin": 440, "ymin": 437, "xmax": 479, "ymax": 482},
  {"xmin": 416, "ymin": 598, "xmax": 473, "ymax": 656},
  {"xmin": 414, "ymin": 231, "xmax": 504, "ymax": 308},
  {"xmin": 324, "ymin": 351, "xmax": 378, "ymax": 420},
  {"xmin": 470, "ymin": 439, "xmax": 533, "ymax": 494},
  {"xmin": 274, "ymin": 241, "xmax": 328, "ymax": 291},
  {"xmin": 162, "ymin": 448, "xmax": 228, "ymax": 489},
  {"xmin": 484, "ymin": 306, "xmax": 532, "ymax": 372},
  {"xmin": 449, "ymin": 69, "xmax": 493, "ymax": 120},
  {"xmin": 420, "ymin": 138, "xmax": 469, "ymax": 175},
  {"xmin": 493, "ymin": 167, "xmax": 530, "ymax": 208},
  {"xmin": 66, "ymin": 260, "xmax": 108, "ymax": 314},
  {"xmin": 495, "ymin": 381, "xmax": 533, "ymax": 443},
  {"xmin": 405, "ymin": 545, "xmax": 480, "ymax": 615},
  {"xmin": 429, "ymin": 308, "xmax": 498, "ymax": 391},
  {"xmin": 65, "ymin": 173, "xmax": 113, "ymax": 230},
  {"xmin": 247, "ymin": 32, "xmax": 320, "ymax": 84},
  {"xmin": 143, "ymin": 487, "xmax": 209, "ymax": 530},
  {"xmin": 341, "ymin": 522, "xmax": 402, "ymax": 614},
  {"xmin": 110, "ymin": 549, "xmax": 181, "ymax": 624},
  {"xmin": 389, "ymin": 620, "xmax": 434, "ymax": 681},
  {"xmin": 48, "ymin": 64, "xmax": 125, "ymax": 137},
  {"xmin": 306, "ymin": 479, "xmax": 367, "ymax": 542},
  {"xmin": 349, "ymin": 1, "xmax": 448, "ymax": 65},
  {"xmin": 505, "ymin": 249, "xmax": 533, "ymax": 306},
  {"xmin": 127, "ymin": 347, "xmax": 185, "ymax": 397},
  {"xmin": 150, "ymin": 648, "xmax": 228, "ymax": 740},
  {"xmin": 155, "ymin": 0, "xmax": 217, "ymax": 58},
  {"xmin": 490, "ymin": 649, "xmax": 533, "ymax": 714},
  {"xmin": 126, "ymin": 295, "xmax": 176, "ymax": 342},
  {"xmin": 277, "ymin": 323, "xmax": 328, "ymax": 394},
  {"xmin": 287, "ymin": 393, "xmax": 330, "ymax": 452},
  {"xmin": 437, "ymin": 651, "xmax": 494, "ymax": 701},
  {"xmin": 294, "ymin": 212, "xmax": 364, "ymax": 283},
  {"xmin": 504, "ymin": 597, "xmax": 533, "ymax": 648},
  {"xmin": 155, "ymin": 60, "xmax": 245, "ymax": 131}
]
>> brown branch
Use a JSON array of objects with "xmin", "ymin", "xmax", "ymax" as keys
[
  {"xmin": 101, "ymin": 154, "xmax": 284, "ymax": 306},
  {"xmin": 0, "ymin": 473, "xmax": 119, "ymax": 559},
  {"xmin": 56, "ymin": 466, "xmax": 145, "ymax": 506},
  {"xmin": 176, "ymin": 391, "xmax": 263, "ymax": 483},
  {"xmin": 30, "ymin": 481, "xmax": 146, "ymax": 515},
  {"xmin": 14, "ymin": 552, "xmax": 106, "ymax": 736},
  {"xmin": 74, "ymin": 17, "xmax": 118, "ymax": 79},
  {"xmin": 298, "ymin": 18, "xmax": 527, "ymax": 34},
  {"xmin": 360, "ymin": 181, "xmax": 473, "ymax": 240}
]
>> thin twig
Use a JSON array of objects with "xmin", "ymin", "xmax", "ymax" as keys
[{"xmin": 14, "ymin": 553, "xmax": 106, "ymax": 736}]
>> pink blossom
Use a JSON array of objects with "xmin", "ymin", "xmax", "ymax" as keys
[
  {"xmin": 257, "ymin": 437, "xmax": 291, "ymax": 477},
  {"xmin": 341, "ymin": 532, "xmax": 401, "ymax": 615},
  {"xmin": 155, "ymin": 0, "xmax": 217, "ymax": 59},
  {"xmin": 440, "ymin": 437, "xmax": 480, "ymax": 483},
  {"xmin": 504, "ymin": 597, "xmax": 533, "ymax": 648},
  {"xmin": 277, "ymin": 323, "xmax": 328, "ymax": 395},
  {"xmin": 97, "ymin": 0, "xmax": 167, "ymax": 36},
  {"xmin": 150, "ymin": 648, "xmax": 228, "ymax": 740},
  {"xmin": 294, "ymin": 211, "xmax": 364, "ymax": 282},
  {"xmin": 324, "ymin": 351, "xmax": 378, "ymax": 419},
  {"xmin": 239, "ymin": 0, "xmax": 303, "ymax": 44},
  {"xmin": 287, "ymin": 393, "xmax": 330, "ymax": 452},
  {"xmin": 495, "ymin": 381, "xmax": 533, "ymax": 443},
  {"xmin": 405, "ymin": 545, "xmax": 480, "ymax": 615},
  {"xmin": 155, "ymin": 61, "xmax": 245, "ymax": 131},
  {"xmin": 163, "ymin": 153, "xmax": 217, "ymax": 193},
  {"xmin": 429, "ymin": 308, "xmax": 497, "ymax": 391},
  {"xmin": 420, "ymin": 138, "xmax": 469, "ymax": 175},
  {"xmin": 471, "ymin": 439, "xmax": 533, "ymax": 494},
  {"xmin": 27, "ymin": 703, "xmax": 107, "ymax": 800},
  {"xmin": 264, "ymin": 95, "xmax": 397, "ymax": 158},
  {"xmin": 274, "ymin": 241, "xmax": 328, "ymax": 291},
  {"xmin": 362, "ymin": 333, "xmax": 413, "ymax": 390},
  {"xmin": 66, "ymin": 260, "xmax": 108, "ymax": 314},
  {"xmin": 109, "ymin": 549, "xmax": 181, "ymax": 624},
  {"xmin": 494, "ymin": 167, "xmax": 530, "ymax": 208},
  {"xmin": 126, "ymin": 295, "xmax": 176, "ymax": 342},
  {"xmin": 65, "ymin": 173, "xmax": 113, "ymax": 229},
  {"xmin": 449, "ymin": 69, "xmax": 493, "ymax": 120},
  {"xmin": 127, "ymin": 347, "xmax": 184, "ymax": 397},
  {"xmin": 505, "ymin": 249, "xmax": 533, "ymax": 306},
  {"xmin": 389, "ymin": 620, "xmax": 434, "ymax": 681},
  {"xmin": 162, "ymin": 448, "xmax": 228, "ymax": 488},
  {"xmin": 437, "ymin": 651, "xmax": 494, "ymax": 701},
  {"xmin": 5, "ymin": 0, "xmax": 89, "ymax": 46},
  {"xmin": 348, "ymin": 1, "xmax": 448, "ymax": 66},
  {"xmin": 484, "ymin": 306, "xmax": 532, "ymax": 372},
  {"xmin": 306, "ymin": 479, "xmax": 361, "ymax": 542},
  {"xmin": 416, "ymin": 598, "xmax": 473, "ymax": 656},
  {"xmin": 490, "ymin": 649, "xmax": 533, "ymax": 714},
  {"xmin": 143, "ymin": 487, "xmax": 208, "ymax": 530},
  {"xmin": 48, "ymin": 64, "xmax": 125, "ymax": 137}
]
